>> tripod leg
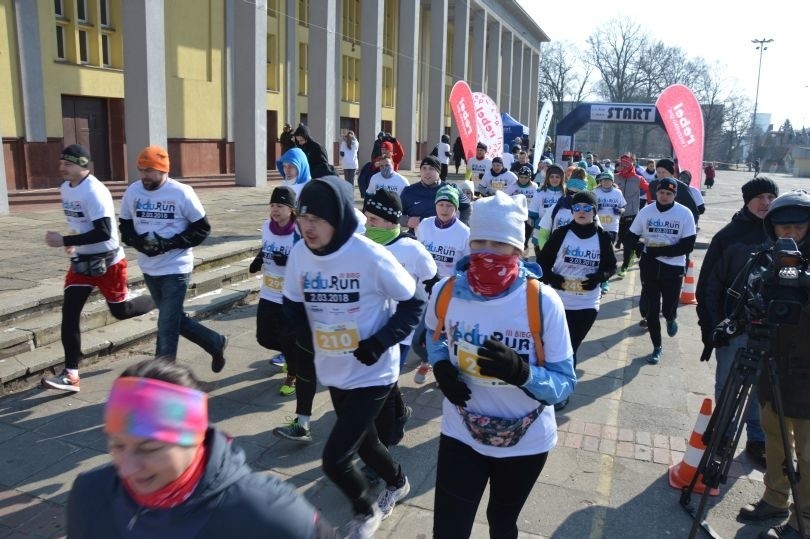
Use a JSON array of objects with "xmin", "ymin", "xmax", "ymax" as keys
[{"xmin": 766, "ymin": 358, "xmax": 806, "ymax": 538}]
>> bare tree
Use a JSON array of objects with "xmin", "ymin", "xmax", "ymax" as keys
[
  {"xmin": 539, "ymin": 41, "xmax": 592, "ymax": 134},
  {"xmin": 723, "ymin": 93, "xmax": 753, "ymax": 164}
]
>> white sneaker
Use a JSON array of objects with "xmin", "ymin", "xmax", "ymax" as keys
[
  {"xmin": 377, "ymin": 476, "xmax": 410, "ymax": 520},
  {"xmin": 345, "ymin": 505, "xmax": 382, "ymax": 539}
]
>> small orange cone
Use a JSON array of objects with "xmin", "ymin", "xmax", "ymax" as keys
[
  {"xmin": 668, "ymin": 397, "xmax": 720, "ymax": 495},
  {"xmin": 680, "ymin": 259, "xmax": 698, "ymax": 305}
]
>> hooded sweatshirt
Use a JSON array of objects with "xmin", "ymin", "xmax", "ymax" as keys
[
  {"xmin": 67, "ymin": 428, "xmax": 331, "ymax": 538},
  {"xmin": 292, "ymin": 124, "xmax": 335, "ymax": 179},
  {"xmin": 276, "ymin": 147, "xmax": 311, "ymax": 198}
]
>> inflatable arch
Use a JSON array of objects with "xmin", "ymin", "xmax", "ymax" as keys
[{"xmin": 554, "ymin": 103, "xmax": 665, "ymax": 164}]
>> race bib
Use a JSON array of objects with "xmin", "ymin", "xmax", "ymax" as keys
[
  {"xmin": 562, "ymin": 279, "xmax": 584, "ymax": 293},
  {"xmin": 599, "ymin": 215, "xmax": 614, "ymax": 225},
  {"xmin": 263, "ymin": 272, "xmax": 284, "ymax": 293},
  {"xmin": 456, "ymin": 340, "xmax": 507, "ymax": 387},
  {"xmin": 490, "ymin": 179, "xmax": 506, "ymax": 192},
  {"xmin": 313, "ymin": 321, "xmax": 360, "ymax": 356}
]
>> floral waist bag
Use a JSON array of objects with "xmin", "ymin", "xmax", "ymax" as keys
[{"xmin": 456, "ymin": 404, "xmax": 544, "ymax": 447}]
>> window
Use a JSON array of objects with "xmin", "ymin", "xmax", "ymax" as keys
[
  {"xmin": 298, "ymin": 43, "xmax": 308, "ymax": 95},
  {"xmin": 267, "ymin": 34, "xmax": 278, "ymax": 91},
  {"xmin": 101, "ymin": 34, "xmax": 110, "ymax": 66},
  {"xmin": 100, "ymin": 0, "xmax": 110, "ymax": 26},
  {"xmin": 341, "ymin": 54, "xmax": 360, "ymax": 103},
  {"xmin": 267, "ymin": 0, "xmax": 278, "ymax": 16},
  {"xmin": 342, "ymin": 0, "xmax": 359, "ymax": 44},
  {"xmin": 54, "ymin": 0, "xmax": 64, "ymax": 17},
  {"xmin": 383, "ymin": 0, "xmax": 395, "ymax": 54},
  {"xmin": 297, "ymin": 0, "xmax": 308, "ymax": 27},
  {"xmin": 78, "ymin": 30, "xmax": 89, "ymax": 63},
  {"xmin": 382, "ymin": 66, "xmax": 394, "ymax": 107},
  {"xmin": 76, "ymin": 0, "xmax": 87, "ymax": 22},
  {"xmin": 55, "ymin": 25, "xmax": 65, "ymax": 59}
]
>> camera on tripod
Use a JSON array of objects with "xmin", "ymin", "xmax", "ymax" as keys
[{"xmin": 747, "ymin": 237, "xmax": 810, "ymax": 325}]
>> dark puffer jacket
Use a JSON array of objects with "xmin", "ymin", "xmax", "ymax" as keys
[
  {"xmin": 293, "ymin": 123, "xmax": 336, "ymax": 179},
  {"xmin": 67, "ymin": 428, "xmax": 336, "ymax": 538}
]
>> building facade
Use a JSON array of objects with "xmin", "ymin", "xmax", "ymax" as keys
[{"xmin": 0, "ymin": 0, "xmax": 546, "ymax": 198}]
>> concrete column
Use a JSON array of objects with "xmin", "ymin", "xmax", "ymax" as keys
[
  {"xmin": 528, "ymin": 49, "xmax": 539, "ymax": 147},
  {"xmin": 14, "ymin": 0, "xmax": 46, "ymax": 142},
  {"xmin": 359, "ymin": 0, "xmax": 383, "ymax": 147},
  {"xmin": 449, "ymin": 0, "xmax": 469, "ymax": 143},
  {"xmin": 510, "ymin": 37, "xmax": 522, "ymax": 120},
  {"xmin": 521, "ymin": 44, "xmax": 532, "ymax": 126},
  {"xmin": 0, "ymin": 117, "xmax": 8, "ymax": 215},
  {"xmin": 224, "ymin": 0, "xmax": 234, "ymax": 142},
  {"xmin": 395, "ymin": 0, "xmax": 419, "ymax": 170},
  {"xmin": 307, "ymin": 0, "xmax": 337, "ymax": 160},
  {"xmin": 485, "ymin": 18, "xmax": 500, "ymax": 102},
  {"xmin": 333, "ymin": 0, "xmax": 342, "ymax": 140},
  {"xmin": 469, "ymin": 8, "xmax": 486, "ymax": 93},
  {"xmin": 123, "ymin": 0, "xmax": 167, "ymax": 182},
  {"xmin": 233, "ymin": 0, "xmax": 267, "ymax": 186},
  {"xmin": 499, "ymin": 29, "xmax": 512, "ymax": 113},
  {"xmin": 428, "ymin": 0, "xmax": 448, "ymax": 143},
  {"xmin": 284, "ymin": 0, "xmax": 297, "ymax": 125}
]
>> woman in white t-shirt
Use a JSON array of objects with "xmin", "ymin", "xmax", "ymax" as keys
[
  {"xmin": 537, "ymin": 190, "xmax": 616, "ymax": 409},
  {"xmin": 339, "ymin": 131, "xmax": 359, "ymax": 187},
  {"xmin": 247, "ymin": 186, "xmax": 302, "ymax": 397},
  {"xmin": 425, "ymin": 191, "xmax": 575, "ymax": 538}
]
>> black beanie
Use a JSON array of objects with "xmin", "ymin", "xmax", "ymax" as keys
[
  {"xmin": 61, "ymin": 144, "xmax": 91, "ymax": 167},
  {"xmin": 572, "ymin": 190, "xmax": 598, "ymax": 213},
  {"xmin": 363, "ymin": 189, "xmax": 402, "ymax": 224},
  {"xmin": 298, "ymin": 180, "xmax": 341, "ymax": 229},
  {"xmin": 656, "ymin": 158, "xmax": 675, "ymax": 175},
  {"xmin": 270, "ymin": 186, "xmax": 296, "ymax": 208},
  {"xmin": 420, "ymin": 155, "xmax": 441, "ymax": 172},
  {"xmin": 742, "ymin": 176, "xmax": 779, "ymax": 204}
]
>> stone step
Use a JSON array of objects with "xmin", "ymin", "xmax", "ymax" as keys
[
  {"xmin": 0, "ymin": 251, "xmax": 258, "ymax": 359},
  {"xmin": 0, "ymin": 273, "xmax": 262, "ymax": 389}
]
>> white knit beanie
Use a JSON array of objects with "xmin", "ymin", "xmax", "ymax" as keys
[{"xmin": 469, "ymin": 192, "xmax": 528, "ymax": 251}]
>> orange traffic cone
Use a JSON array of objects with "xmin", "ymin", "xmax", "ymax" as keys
[
  {"xmin": 668, "ymin": 398, "xmax": 720, "ymax": 496},
  {"xmin": 680, "ymin": 259, "xmax": 698, "ymax": 305}
]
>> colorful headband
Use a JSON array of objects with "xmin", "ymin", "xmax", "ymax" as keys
[
  {"xmin": 61, "ymin": 152, "xmax": 89, "ymax": 167},
  {"xmin": 104, "ymin": 377, "xmax": 208, "ymax": 446}
]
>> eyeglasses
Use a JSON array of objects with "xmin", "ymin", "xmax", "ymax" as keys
[{"xmin": 571, "ymin": 204, "xmax": 594, "ymax": 213}]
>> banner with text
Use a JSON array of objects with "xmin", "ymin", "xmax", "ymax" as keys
[
  {"xmin": 472, "ymin": 92, "xmax": 503, "ymax": 160},
  {"xmin": 656, "ymin": 85, "xmax": 704, "ymax": 188},
  {"xmin": 449, "ymin": 81, "xmax": 478, "ymax": 161},
  {"xmin": 532, "ymin": 101, "xmax": 554, "ymax": 170}
]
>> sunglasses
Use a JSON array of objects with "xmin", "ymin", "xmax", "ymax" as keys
[{"xmin": 572, "ymin": 203, "xmax": 594, "ymax": 213}]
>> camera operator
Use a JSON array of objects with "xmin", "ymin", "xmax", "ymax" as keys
[
  {"xmin": 696, "ymin": 177, "xmax": 779, "ymax": 468},
  {"xmin": 738, "ymin": 190, "xmax": 810, "ymax": 539}
]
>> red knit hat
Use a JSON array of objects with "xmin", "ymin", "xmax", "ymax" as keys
[{"xmin": 137, "ymin": 145, "xmax": 170, "ymax": 173}]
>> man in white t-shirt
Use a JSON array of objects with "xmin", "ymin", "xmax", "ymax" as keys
[
  {"xmin": 339, "ymin": 131, "xmax": 359, "ymax": 187},
  {"xmin": 119, "ymin": 146, "xmax": 228, "ymax": 372},
  {"xmin": 280, "ymin": 176, "xmax": 425, "ymax": 535},
  {"xmin": 466, "ymin": 142, "xmax": 492, "ymax": 187},
  {"xmin": 627, "ymin": 178, "xmax": 696, "ymax": 365},
  {"xmin": 366, "ymin": 157, "xmax": 410, "ymax": 199},
  {"xmin": 434, "ymin": 134, "xmax": 452, "ymax": 181},
  {"xmin": 41, "ymin": 145, "xmax": 156, "ymax": 393}
]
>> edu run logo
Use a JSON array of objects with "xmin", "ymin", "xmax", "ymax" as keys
[
  {"xmin": 563, "ymin": 245, "xmax": 600, "ymax": 267},
  {"xmin": 134, "ymin": 198, "xmax": 177, "ymax": 219},
  {"xmin": 302, "ymin": 271, "xmax": 360, "ymax": 291},
  {"xmin": 448, "ymin": 321, "xmax": 531, "ymax": 359},
  {"xmin": 62, "ymin": 200, "xmax": 84, "ymax": 218},
  {"xmin": 646, "ymin": 217, "xmax": 680, "ymax": 235},
  {"xmin": 422, "ymin": 241, "xmax": 458, "ymax": 264}
]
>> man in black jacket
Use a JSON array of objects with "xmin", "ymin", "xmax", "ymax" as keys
[
  {"xmin": 293, "ymin": 123, "xmax": 336, "ymax": 179},
  {"xmin": 696, "ymin": 177, "xmax": 778, "ymax": 468}
]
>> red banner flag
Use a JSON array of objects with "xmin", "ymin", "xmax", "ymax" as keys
[
  {"xmin": 656, "ymin": 85, "xmax": 704, "ymax": 188},
  {"xmin": 449, "ymin": 81, "xmax": 478, "ymax": 161}
]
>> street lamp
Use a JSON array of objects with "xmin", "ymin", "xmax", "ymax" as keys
[{"xmin": 750, "ymin": 38, "xmax": 773, "ymax": 163}]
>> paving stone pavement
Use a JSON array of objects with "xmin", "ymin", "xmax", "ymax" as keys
[{"xmin": 1, "ymin": 169, "xmax": 807, "ymax": 538}]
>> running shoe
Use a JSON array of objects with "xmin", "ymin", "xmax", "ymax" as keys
[
  {"xmin": 377, "ymin": 476, "xmax": 411, "ymax": 520},
  {"xmin": 272, "ymin": 417, "xmax": 312, "ymax": 443},
  {"xmin": 414, "ymin": 363, "xmax": 432, "ymax": 384},
  {"xmin": 41, "ymin": 369, "xmax": 80, "ymax": 393},
  {"xmin": 279, "ymin": 375, "xmax": 296, "ymax": 396}
]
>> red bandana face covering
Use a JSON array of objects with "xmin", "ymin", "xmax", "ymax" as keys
[
  {"xmin": 123, "ymin": 443, "xmax": 208, "ymax": 510},
  {"xmin": 467, "ymin": 251, "xmax": 520, "ymax": 297}
]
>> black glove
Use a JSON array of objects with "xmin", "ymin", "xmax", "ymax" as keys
[
  {"xmin": 143, "ymin": 234, "xmax": 176, "ymax": 257},
  {"xmin": 249, "ymin": 253, "xmax": 263, "ymax": 274},
  {"xmin": 582, "ymin": 272, "xmax": 601, "ymax": 291},
  {"xmin": 433, "ymin": 360, "xmax": 471, "ymax": 406},
  {"xmin": 700, "ymin": 327, "xmax": 714, "ymax": 360},
  {"xmin": 476, "ymin": 339, "xmax": 530, "ymax": 387},
  {"xmin": 711, "ymin": 324, "xmax": 731, "ymax": 348},
  {"xmin": 271, "ymin": 252, "xmax": 288, "ymax": 267},
  {"xmin": 352, "ymin": 337, "xmax": 386, "ymax": 366},
  {"xmin": 125, "ymin": 232, "xmax": 147, "ymax": 253},
  {"xmin": 422, "ymin": 274, "xmax": 441, "ymax": 296},
  {"xmin": 545, "ymin": 272, "xmax": 565, "ymax": 290},
  {"xmin": 644, "ymin": 246, "xmax": 664, "ymax": 258}
]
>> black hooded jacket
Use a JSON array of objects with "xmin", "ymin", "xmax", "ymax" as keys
[
  {"xmin": 293, "ymin": 124, "xmax": 336, "ymax": 179},
  {"xmin": 67, "ymin": 428, "xmax": 335, "ymax": 538}
]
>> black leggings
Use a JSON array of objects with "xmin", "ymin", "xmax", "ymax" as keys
[
  {"xmin": 639, "ymin": 256, "xmax": 684, "ymax": 347},
  {"xmin": 62, "ymin": 286, "xmax": 154, "ymax": 369},
  {"xmin": 434, "ymin": 434, "xmax": 548, "ymax": 539},
  {"xmin": 322, "ymin": 385, "xmax": 401, "ymax": 516},
  {"xmin": 564, "ymin": 308, "xmax": 598, "ymax": 368}
]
